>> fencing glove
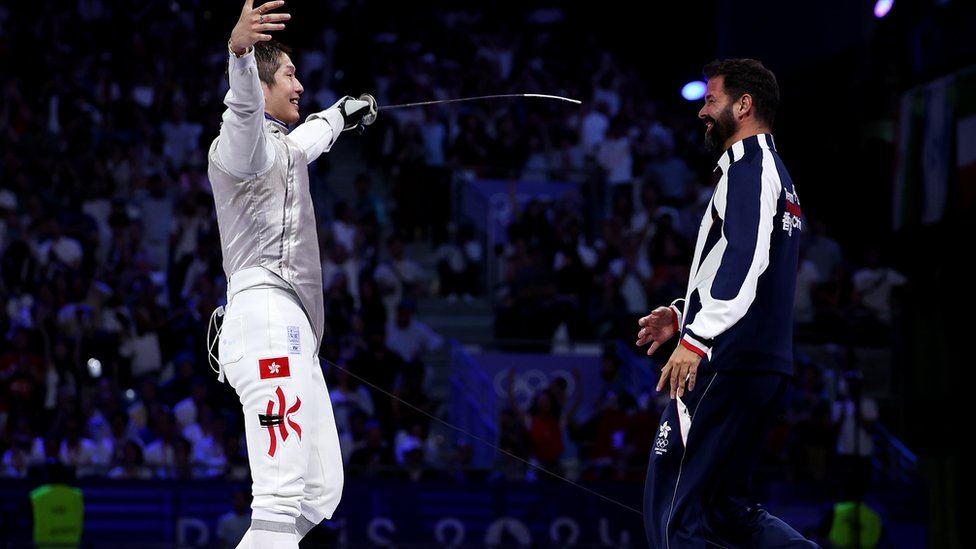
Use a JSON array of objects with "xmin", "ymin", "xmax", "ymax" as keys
[{"xmin": 332, "ymin": 94, "xmax": 378, "ymax": 133}]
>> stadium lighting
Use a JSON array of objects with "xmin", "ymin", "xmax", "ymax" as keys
[
  {"xmin": 874, "ymin": 0, "xmax": 894, "ymax": 18},
  {"xmin": 682, "ymin": 80, "xmax": 707, "ymax": 101}
]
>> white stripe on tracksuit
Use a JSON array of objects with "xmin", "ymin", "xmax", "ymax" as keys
[{"xmin": 679, "ymin": 134, "xmax": 791, "ymax": 362}]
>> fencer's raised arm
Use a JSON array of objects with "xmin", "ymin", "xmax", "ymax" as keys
[
  {"xmin": 215, "ymin": 0, "xmax": 290, "ymax": 178},
  {"xmin": 216, "ymin": 50, "xmax": 274, "ymax": 179}
]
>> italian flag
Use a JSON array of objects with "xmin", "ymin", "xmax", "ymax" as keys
[
  {"xmin": 892, "ymin": 75, "xmax": 953, "ymax": 231},
  {"xmin": 956, "ymin": 67, "xmax": 976, "ymax": 215},
  {"xmin": 893, "ymin": 65, "xmax": 976, "ymax": 230}
]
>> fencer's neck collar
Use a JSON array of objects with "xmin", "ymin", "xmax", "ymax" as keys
[{"xmin": 264, "ymin": 113, "xmax": 290, "ymax": 132}]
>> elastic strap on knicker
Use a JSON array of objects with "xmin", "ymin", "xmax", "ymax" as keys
[{"xmin": 206, "ymin": 305, "xmax": 226, "ymax": 383}]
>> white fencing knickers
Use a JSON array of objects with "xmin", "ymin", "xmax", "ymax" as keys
[{"xmin": 217, "ymin": 268, "xmax": 344, "ymax": 537}]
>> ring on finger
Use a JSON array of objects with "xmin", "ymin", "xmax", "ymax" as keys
[{"xmin": 259, "ymin": 14, "xmax": 265, "ymax": 23}]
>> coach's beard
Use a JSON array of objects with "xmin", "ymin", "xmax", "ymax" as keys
[{"xmin": 703, "ymin": 107, "xmax": 737, "ymax": 152}]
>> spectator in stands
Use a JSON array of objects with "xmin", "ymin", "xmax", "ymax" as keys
[
  {"xmin": 34, "ymin": 217, "xmax": 84, "ymax": 272},
  {"xmin": 93, "ymin": 410, "xmax": 138, "ymax": 468},
  {"xmin": 495, "ymin": 230, "xmax": 559, "ymax": 350},
  {"xmin": 596, "ymin": 348, "xmax": 630, "ymax": 399},
  {"xmin": 450, "ymin": 112, "xmax": 490, "ymax": 174},
  {"xmin": 216, "ymin": 489, "xmax": 252, "ymax": 549},
  {"xmin": 392, "ymin": 417, "xmax": 435, "ymax": 464},
  {"xmin": 222, "ymin": 430, "xmax": 249, "ymax": 481},
  {"xmin": 849, "ymin": 246, "xmax": 907, "ymax": 344},
  {"xmin": 391, "ymin": 362, "xmax": 434, "ymax": 434},
  {"xmin": 396, "ymin": 434, "xmax": 444, "ymax": 482},
  {"xmin": 373, "ymin": 233, "xmax": 430, "ymax": 318},
  {"xmin": 0, "ymin": 188, "xmax": 19, "ymax": 251},
  {"xmin": 496, "ymin": 406, "xmax": 528, "ymax": 465},
  {"xmin": 329, "ymin": 364, "xmax": 375, "ymax": 437},
  {"xmin": 385, "ymin": 298, "xmax": 443, "ymax": 365},
  {"xmin": 785, "ymin": 358, "xmax": 834, "ymax": 481},
  {"xmin": 165, "ymin": 436, "xmax": 194, "ymax": 481},
  {"xmin": 172, "ymin": 376, "xmax": 208, "ymax": 430},
  {"xmin": 0, "ymin": 328, "xmax": 47, "ymax": 434},
  {"xmin": 507, "ymin": 370, "xmax": 571, "ymax": 475},
  {"xmin": 546, "ymin": 370, "xmax": 584, "ymax": 475},
  {"xmin": 644, "ymin": 140, "xmax": 693, "ymax": 208},
  {"xmin": 189, "ymin": 409, "xmax": 228, "ymax": 479},
  {"xmin": 831, "ymin": 369, "xmax": 878, "ymax": 480},
  {"xmin": 434, "ymin": 222, "xmax": 483, "ymax": 302},
  {"xmin": 356, "ymin": 275, "xmax": 388, "ymax": 333},
  {"xmin": 446, "ymin": 438, "xmax": 475, "ymax": 482},
  {"xmin": 143, "ymin": 409, "xmax": 179, "ymax": 476},
  {"xmin": 329, "ymin": 201, "xmax": 364, "ymax": 262},
  {"xmin": 596, "ymin": 116, "xmax": 634, "ymax": 217},
  {"xmin": 337, "ymin": 408, "xmax": 369, "ymax": 465},
  {"xmin": 323, "ymin": 268, "xmax": 356, "ymax": 340},
  {"xmin": 2, "ymin": 416, "xmax": 33, "ymax": 478},
  {"xmin": 348, "ymin": 419, "xmax": 395, "ymax": 477},
  {"xmin": 576, "ymin": 388, "xmax": 640, "ymax": 480},
  {"xmin": 352, "ymin": 172, "xmax": 388, "ymax": 257},
  {"xmin": 608, "ymin": 232, "xmax": 653, "ymax": 317},
  {"xmin": 803, "ymin": 219, "xmax": 845, "ymax": 291},
  {"xmin": 794, "ymin": 248, "xmax": 822, "ymax": 338},
  {"xmin": 118, "ymin": 307, "xmax": 163, "ymax": 382},
  {"xmin": 552, "ymin": 217, "xmax": 597, "ymax": 342},
  {"xmin": 579, "ymin": 101, "xmax": 610, "ymax": 157},
  {"xmin": 322, "ymin": 238, "xmax": 361, "ymax": 311},
  {"xmin": 106, "ymin": 440, "xmax": 152, "ymax": 480},
  {"xmin": 57, "ymin": 416, "xmax": 102, "ymax": 477},
  {"xmin": 348, "ymin": 325, "xmax": 405, "ymax": 438}
]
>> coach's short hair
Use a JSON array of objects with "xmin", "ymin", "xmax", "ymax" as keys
[{"xmin": 703, "ymin": 58, "xmax": 780, "ymax": 126}]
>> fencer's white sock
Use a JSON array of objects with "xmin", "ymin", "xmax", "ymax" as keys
[
  {"xmin": 249, "ymin": 509, "xmax": 298, "ymax": 549},
  {"xmin": 249, "ymin": 529, "xmax": 296, "ymax": 549}
]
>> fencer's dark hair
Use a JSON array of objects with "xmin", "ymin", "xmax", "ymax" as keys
[
  {"xmin": 222, "ymin": 40, "xmax": 293, "ymax": 86},
  {"xmin": 703, "ymin": 58, "xmax": 780, "ymax": 126},
  {"xmin": 254, "ymin": 40, "xmax": 293, "ymax": 87}
]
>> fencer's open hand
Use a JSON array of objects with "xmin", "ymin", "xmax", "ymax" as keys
[
  {"xmin": 230, "ymin": 0, "xmax": 290, "ymax": 55},
  {"xmin": 656, "ymin": 345, "xmax": 702, "ymax": 400},
  {"xmin": 635, "ymin": 306, "xmax": 677, "ymax": 356}
]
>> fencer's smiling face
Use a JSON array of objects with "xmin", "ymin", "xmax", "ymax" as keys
[
  {"xmin": 263, "ymin": 53, "xmax": 303, "ymax": 125},
  {"xmin": 698, "ymin": 75, "xmax": 737, "ymax": 152}
]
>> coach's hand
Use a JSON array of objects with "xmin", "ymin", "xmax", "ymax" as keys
[
  {"xmin": 636, "ymin": 306, "xmax": 676, "ymax": 356},
  {"xmin": 230, "ymin": 0, "xmax": 290, "ymax": 56},
  {"xmin": 656, "ymin": 345, "xmax": 702, "ymax": 400}
]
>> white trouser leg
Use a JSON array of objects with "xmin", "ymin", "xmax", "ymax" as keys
[
  {"xmin": 234, "ymin": 529, "xmax": 251, "ymax": 549},
  {"xmin": 219, "ymin": 288, "xmax": 324, "ymax": 525},
  {"xmin": 296, "ymin": 356, "xmax": 344, "ymax": 540}
]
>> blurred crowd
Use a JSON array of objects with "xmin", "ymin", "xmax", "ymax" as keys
[{"xmin": 0, "ymin": 1, "xmax": 907, "ymax": 484}]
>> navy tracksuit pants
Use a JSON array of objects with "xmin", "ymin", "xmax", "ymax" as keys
[{"xmin": 643, "ymin": 370, "xmax": 820, "ymax": 548}]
